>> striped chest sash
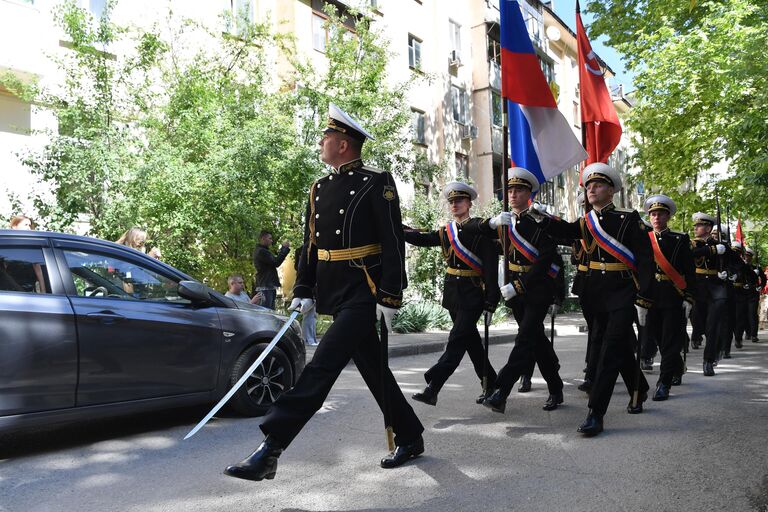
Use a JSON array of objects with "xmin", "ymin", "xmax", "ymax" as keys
[
  {"xmin": 584, "ymin": 210, "xmax": 637, "ymax": 272},
  {"xmin": 507, "ymin": 219, "xmax": 540, "ymax": 263},
  {"xmin": 445, "ymin": 221, "xmax": 483, "ymax": 274},
  {"xmin": 648, "ymin": 232, "xmax": 687, "ymax": 290}
]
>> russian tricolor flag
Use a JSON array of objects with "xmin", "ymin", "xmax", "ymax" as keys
[{"xmin": 501, "ymin": 0, "xmax": 587, "ymax": 185}]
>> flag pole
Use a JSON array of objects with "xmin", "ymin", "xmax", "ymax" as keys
[{"xmin": 502, "ymin": 99, "xmax": 510, "ymax": 286}]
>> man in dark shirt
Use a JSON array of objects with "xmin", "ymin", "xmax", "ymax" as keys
[{"xmin": 253, "ymin": 230, "xmax": 290, "ymax": 310}]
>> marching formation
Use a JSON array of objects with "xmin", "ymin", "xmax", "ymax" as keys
[{"xmin": 222, "ymin": 105, "xmax": 766, "ymax": 482}]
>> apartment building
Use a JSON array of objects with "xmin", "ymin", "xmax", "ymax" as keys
[{"xmin": 0, "ymin": 0, "xmax": 642, "ymax": 221}]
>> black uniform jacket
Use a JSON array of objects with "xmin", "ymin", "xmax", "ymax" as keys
[
  {"xmin": 404, "ymin": 217, "xmax": 500, "ymax": 312},
  {"xmin": 647, "ymin": 229, "xmax": 696, "ymax": 308},
  {"xmin": 469, "ymin": 210, "xmax": 558, "ymax": 306},
  {"xmin": 540, "ymin": 202, "xmax": 654, "ymax": 312},
  {"xmin": 293, "ymin": 159, "xmax": 406, "ymax": 315},
  {"xmin": 746, "ymin": 264, "xmax": 768, "ymax": 298},
  {"xmin": 691, "ymin": 236, "xmax": 732, "ymax": 301}
]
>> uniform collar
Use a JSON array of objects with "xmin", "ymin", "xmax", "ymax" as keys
[
  {"xmin": 654, "ymin": 228, "xmax": 670, "ymax": 235},
  {"xmin": 336, "ymin": 158, "xmax": 364, "ymax": 174},
  {"xmin": 593, "ymin": 202, "xmax": 615, "ymax": 214},
  {"xmin": 454, "ymin": 216, "xmax": 471, "ymax": 226}
]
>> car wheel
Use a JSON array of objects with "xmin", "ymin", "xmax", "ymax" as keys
[{"xmin": 229, "ymin": 343, "xmax": 294, "ymax": 417}]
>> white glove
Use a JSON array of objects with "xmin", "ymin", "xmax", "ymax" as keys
[
  {"xmin": 289, "ymin": 297, "xmax": 315, "ymax": 314},
  {"xmin": 683, "ymin": 301, "xmax": 693, "ymax": 319},
  {"xmin": 755, "ymin": 268, "xmax": 760, "ymax": 275},
  {"xmin": 500, "ymin": 283, "xmax": 517, "ymax": 300},
  {"xmin": 489, "ymin": 211, "xmax": 513, "ymax": 228},
  {"xmin": 376, "ymin": 303, "xmax": 397, "ymax": 332},
  {"xmin": 635, "ymin": 305, "xmax": 648, "ymax": 327},
  {"xmin": 717, "ymin": 271, "xmax": 728, "ymax": 281},
  {"xmin": 527, "ymin": 203, "xmax": 548, "ymax": 223},
  {"xmin": 728, "ymin": 273, "xmax": 737, "ymax": 282},
  {"xmin": 716, "ymin": 244, "xmax": 726, "ymax": 255}
]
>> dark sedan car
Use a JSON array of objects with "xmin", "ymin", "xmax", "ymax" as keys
[{"xmin": 0, "ymin": 230, "xmax": 305, "ymax": 432}]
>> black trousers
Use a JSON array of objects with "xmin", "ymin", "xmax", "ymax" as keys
[
  {"xmin": 640, "ymin": 319, "xmax": 658, "ymax": 360},
  {"xmin": 585, "ymin": 310, "xmax": 637, "ymax": 396},
  {"xmin": 424, "ymin": 309, "xmax": 497, "ymax": 392},
  {"xmin": 260, "ymin": 304, "xmax": 424, "ymax": 448},
  {"xmin": 495, "ymin": 299, "xmax": 563, "ymax": 397},
  {"xmin": 588, "ymin": 307, "xmax": 649, "ymax": 417},
  {"xmin": 734, "ymin": 297, "xmax": 748, "ymax": 342},
  {"xmin": 699, "ymin": 297, "xmax": 727, "ymax": 362},
  {"xmin": 690, "ymin": 305, "xmax": 705, "ymax": 343},
  {"xmin": 747, "ymin": 298, "xmax": 759, "ymax": 338},
  {"xmin": 647, "ymin": 306, "xmax": 685, "ymax": 387}
]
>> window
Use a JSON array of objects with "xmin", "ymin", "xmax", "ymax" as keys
[
  {"xmin": 411, "ymin": 109, "xmax": 426, "ymax": 145},
  {"xmin": 408, "ymin": 34, "xmax": 422, "ymax": 70},
  {"xmin": 449, "ymin": 20, "xmax": 462, "ymax": 59},
  {"xmin": 88, "ymin": 0, "xmax": 107, "ymax": 18},
  {"xmin": 538, "ymin": 179, "xmax": 555, "ymax": 207},
  {"xmin": 557, "ymin": 172, "xmax": 565, "ymax": 188},
  {"xmin": 487, "ymin": 36, "xmax": 501, "ymax": 67},
  {"xmin": 573, "ymin": 101, "xmax": 580, "ymax": 128},
  {"xmin": 493, "ymin": 160, "xmax": 504, "ymax": 200},
  {"xmin": 0, "ymin": 247, "xmax": 50, "ymax": 294},
  {"xmin": 491, "ymin": 91, "xmax": 503, "ymax": 127},
  {"xmin": 455, "ymin": 153, "xmax": 469, "ymax": 179},
  {"xmin": 539, "ymin": 55, "xmax": 554, "ymax": 84},
  {"xmin": 63, "ymin": 250, "xmax": 186, "ymax": 303},
  {"xmin": 521, "ymin": 0, "xmax": 543, "ymax": 48},
  {"xmin": 451, "ymin": 85, "xmax": 469, "ymax": 125},
  {"xmin": 312, "ymin": 13, "xmax": 327, "ymax": 52},
  {"xmin": 228, "ymin": 0, "xmax": 254, "ymax": 36}
]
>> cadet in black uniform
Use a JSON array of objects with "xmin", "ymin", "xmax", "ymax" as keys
[
  {"xmin": 690, "ymin": 212, "xmax": 729, "ymax": 376},
  {"xmin": 529, "ymin": 163, "xmax": 653, "ymax": 436},
  {"xmin": 224, "ymin": 104, "xmax": 424, "ymax": 481},
  {"xmin": 642, "ymin": 195, "xmax": 696, "ymax": 400},
  {"xmin": 404, "ymin": 182, "xmax": 500, "ymax": 406},
  {"xmin": 744, "ymin": 247, "xmax": 767, "ymax": 343},
  {"xmin": 473, "ymin": 167, "xmax": 565, "ymax": 414},
  {"xmin": 730, "ymin": 242, "xmax": 749, "ymax": 352}
]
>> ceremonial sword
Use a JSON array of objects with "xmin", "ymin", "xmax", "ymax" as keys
[{"xmin": 184, "ymin": 309, "xmax": 301, "ymax": 440}]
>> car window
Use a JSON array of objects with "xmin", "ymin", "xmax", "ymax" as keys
[
  {"xmin": 0, "ymin": 247, "xmax": 51, "ymax": 294},
  {"xmin": 63, "ymin": 249, "xmax": 188, "ymax": 303}
]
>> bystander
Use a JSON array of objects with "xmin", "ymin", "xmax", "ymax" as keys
[
  {"xmin": 225, "ymin": 274, "xmax": 264, "ymax": 305},
  {"xmin": 253, "ymin": 230, "xmax": 290, "ymax": 310}
]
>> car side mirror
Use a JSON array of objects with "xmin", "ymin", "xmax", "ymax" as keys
[{"xmin": 178, "ymin": 280, "xmax": 215, "ymax": 304}]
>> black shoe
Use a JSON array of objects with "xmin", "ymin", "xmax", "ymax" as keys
[
  {"xmin": 671, "ymin": 374, "xmax": 682, "ymax": 386},
  {"xmin": 542, "ymin": 391, "xmax": 564, "ymax": 411},
  {"xmin": 577, "ymin": 378, "xmax": 592, "ymax": 393},
  {"xmin": 723, "ymin": 353, "xmax": 732, "ymax": 359},
  {"xmin": 627, "ymin": 391, "xmax": 647, "ymax": 414},
  {"xmin": 691, "ymin": 340, "xmax": 701, "ymax": 349},
  {"xmin": 735, "ymin": 340, "xmax": 743, "ymax": 349},
  {"xmin": 412, "ymin": 385, "xmax": 438, "ymax": 406},
  {"xmin": 482, "ymin": 389, "xmax": 507, "ymax": 414},
  {"xmin": 652, "ymin": 383, "xmax": 670, "ymax": 401},
  {"xmin": 518, "ymin": 375, "xmax": 532, "ymax": 393},
  {"xmin": 752, "ymin": 336, "xmax": 760, "ymax": 343},
  {"xmin": 577, "ymin": 411, "xmax": 603, "ymax": 436},
  {"xmin": 224, "ymin": 436, "xmax": 283, "ymax": 481},
  {"xmin": 640, "ymin": 358, "xmax": 653, "ymax": 372},
  {"xmin": 476, "ymin": 388, "xmax": 492, "ymax": 404},
  {"xmin": 380, "ymin": 436, "xmax": 424, "ymax": 469},
  {"xmin": 703, "ymin": 361, "xmax": 715, "ymax": 376}
]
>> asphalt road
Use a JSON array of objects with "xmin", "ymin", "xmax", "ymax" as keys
[{"xmin": 2, "ymin": 331, "xmax": 768, "ymax": 512}]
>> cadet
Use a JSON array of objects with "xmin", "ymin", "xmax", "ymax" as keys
[
  {"xmin": 224, "ymin": 104, "xmax": 424, "ymax": 481},
  {"xmin": 643, "ymin": 195, "xmax": 696, "ymax": 399},
  {"xmin": 690, "ymin": 213, "xmax": 729, "ymax": 376},
  {"xmin": 729, "ymin": 241, "xmax": 749, "ymax": 353},
  {"xmin": 744, "ymin": 247, "xmax": 766, "ymax": 343},
  {"xmin": 528, "ymin": 162, "xmax": 653, "ymax": 436},
  {"xmin": 404, "ymin": 181, "xmax": 500, "ymax": 406},
  {"xmin": 472, "ymin": 167, "xmax": 566, "ymax": 414}
]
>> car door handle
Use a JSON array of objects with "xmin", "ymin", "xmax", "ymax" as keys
[{"xmin": 86, "ymin": 311, "xmax": 126, "ymax": 324}]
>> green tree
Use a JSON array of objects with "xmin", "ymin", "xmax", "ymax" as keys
[{"xmin": 586, "ymin": 0, "xmax": 768, "ymax": 234}]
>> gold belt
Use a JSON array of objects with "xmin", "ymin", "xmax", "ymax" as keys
[
  {"xmin": 577, "ymin": 264, "xmax": 588, "ymax": 272},
  {"xmin": 317, "ymin": 243, "xmax": 382, "ymax": 261},
  {"xmin": 734, "ymin": 283, "xmax": 744, "ymax": 288},
  {"xmin": 509, "ymin": 263, "xmax": 532, "ymax": 272},
  {"xmin": 589, "ymin": 261, "xmax": 629, "ymax": 271},
  {"xmin": 446, "ymin": 267, "xmax": 481, "ymax": 277},
  {"xmin": 696, "ymin": 268, "xmax": 718, "ymax": 275}
]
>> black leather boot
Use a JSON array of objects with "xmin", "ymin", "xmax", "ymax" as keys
[
  {"xmin": 380, "ymin": 436, "xmax": 424, "ymax": 469},
  {"xmin": 542, "ymin": 391, "xmax": 564, "ymax": 411},
  {"xmin": 476, "ymin": 388, "xmax": 493, "ymax": 404},
  {"xmin": 482, "ymin": 389, "xmax": 507, "ymax": 413},
  {"xmin": 627, "ymin": 391, "xmax": 647, "ymax": 414},
  {"xmin": 412, "ymin": 384, "xmax": 438, "ymax": 406},
  {"xmin": 224, "ymin": 436, "xmax": 283, "ymax": 481},
  {"xmin": 577, "ymin": 411, "xmax": 603, "ymax": 436},
  {"xmin": 671, "ymin": 374, "xmax": 682, "ymax": 386},
  {"xmin": 703, "ymin": 361, "xmax": 715, "ymax": 376},
  {"xmin": 652, "ymin": 383, "xmax": 670, "ymax": 401},
  {"xmin": 518, "ymin": 375, "xmax": 532, "ymax": 393}
]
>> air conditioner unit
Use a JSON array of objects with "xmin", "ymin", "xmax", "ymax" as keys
[
  {"xmin": 460, "ymin": 124, "xmax": 478, "ymax": 140},
  {"xmin": 449, "ymin": 50, "xmax": 463, "ymax": 68}
]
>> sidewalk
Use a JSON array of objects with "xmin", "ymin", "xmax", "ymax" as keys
[{"xmin": 305, "ymin": 312, "xmax": 588, "ymax": 359}]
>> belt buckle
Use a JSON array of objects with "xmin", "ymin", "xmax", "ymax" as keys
[
  {"xmin": 599, "ymin": 262, "xmax": 606, "ymax": 271},
  {"xmin": 318, "ymin": 249, "xmax": 330, "ymax": 261},
  {"xmin": 655, "ymin": 273, "xmax": 662, "ymax": 282}
]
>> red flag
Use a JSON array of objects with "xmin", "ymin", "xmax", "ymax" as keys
[
  {"xmin": 576, "ymin": 1, "xmax": 622, "ymax": 165},
  {"xmin": 735, "ymin": 216, "xmax": 744, "ymax": 245}
]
